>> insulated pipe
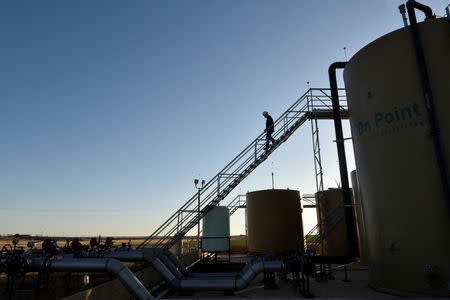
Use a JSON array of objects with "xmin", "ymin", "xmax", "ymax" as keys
[
  {"xmin": 179, "ymin": 260, "xmax": 283, "ymax": 290},
  {"xmin": 159, "ymin": 254, "xmax": 184, "ymax": 280},
  {"xmin": 101, "ymin": 250, "xmax": 144, "ymax": 261},
  {"xmin": 328, "ymin": 62, "xmax": 357, "ymax": 258},
  {"xmin": 154, "ymin": 257, "xmax": 283, "ymax": 291},
  {"xmin": 163, "ymin": 249, "xmax": 192, "ymax": 277},
  {"xmin": 150, "ymin": 257, "xmax": 180, "ymax": 288},
  {"xmin": 29, "ymin": 258, "xmax": 153, "ymax": 300},
  {"xmin": 100, "ymin": 249, "xmax": 233, "ymax": 279},
  {"xmin": 406, "ymin": 0, "xmax": 450, "ymax": 216},
  {"xmin": 188, "ymin": 272, "xmax": 238, "ymax": 278}
]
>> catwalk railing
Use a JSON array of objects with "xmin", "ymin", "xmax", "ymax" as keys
[{"xmin": 138, "ymin": 88, "xmax": 347, "ymax": 249}]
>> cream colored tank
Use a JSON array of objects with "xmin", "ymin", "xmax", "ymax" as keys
[
  {"xmin": 202, "ymin": 206, "xmax": 230, "ymax": 252},
  {"xmin": 344, "ymin": 18, "xmax": 450, "ymax": 296},
  {"xmin": 246, "ymin": 189, "xmax": 304, "ymax": 254}
]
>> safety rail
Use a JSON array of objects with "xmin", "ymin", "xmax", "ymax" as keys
[
  {"xmin": 227, "ymin": 194, "xmax": 246, "ymax": 216},
  {"xmin": 138, "ymin": 88, "xmax": 347, "ymax": 249},
  {"xmin": 304, "ymin": 204, "xmax": 345, "ymax": 253}
]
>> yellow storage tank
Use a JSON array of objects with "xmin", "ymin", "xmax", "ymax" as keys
[
  {"xmin": 344, "ymin": 18, "xmax": 450, "ymax": 296},
  {"xmin": 315, "ymin": 188, "xmax": 357, "ymax": 256},
  {"xmin": 246, "ymin": 189, "xmax": 304, "ymax": 254}
]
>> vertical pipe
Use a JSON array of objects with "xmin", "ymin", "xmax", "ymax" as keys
[
  {"xmin": 197, "ymin": 188, "xmax": 201, "ymax": 254},
  {"xmin": 398, "ymin": 4, "xmax": 409, "ymax": 27},
  {"xmin": 406, "ymin": 0, "xmax": 450, "ymax": 216},
  {"xmin": 328, "ymin": 62, "xmax": 357, "ymax": 258}
]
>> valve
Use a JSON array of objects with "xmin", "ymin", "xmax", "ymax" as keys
[
  {"xmin": 4, "ymin": 251, "xmax": 28, "ymax": 279},
  {"xmin": 42, "ymin": 238, "xmax": 56, "ymax": 254},
  {"xmin": 27, "ymin": 241, "xmax": 35, "ymax": 250},
  {"xmin": 1, "ymin": 244, "xmax": 13, "ymax": 259},
  {"xmin": 89, "ymin": 237, "xmax": 98, "ymax": 249},
  {"xmin": 70, "ymin": 238, "xmax": 83, "ymax": 251},
  {"xmin": 104, "ymin": 237, "xmax": 114, "ymax": 250}
]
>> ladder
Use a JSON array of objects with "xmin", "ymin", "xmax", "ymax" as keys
[
  {"xmin": 304, "ymin": 204, "xmax": 345, "ymax": 253},
  {"xmin": 138, "ymin": 88, "xmax": 347, "ymax": 249}
]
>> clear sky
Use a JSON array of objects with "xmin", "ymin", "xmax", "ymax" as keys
[{"xmin": 0, "ymin": 1, "xmax": 446, "ymax": 237}]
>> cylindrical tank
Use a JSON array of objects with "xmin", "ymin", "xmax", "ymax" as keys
[
  {"xmin": 315, "ymin": 188, "xmax": 358, "ymax": 256},
  {"xmin": 246, "ymin": 189, "xmax": 304, "ymax": 254},
  {"xmin": 202, "ymin": 206, "xmax": 230, "ymax": 252},
  {"xmin": 350, "ymin": 170, "xmax": 368, "ymax": 265},
  {"xmin": 344, "ymin": 18, "xmax": 449, "ymax": 296}
]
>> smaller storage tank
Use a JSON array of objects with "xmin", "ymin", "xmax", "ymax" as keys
[
  {"xmin": 246, "ymin": 189, "xmax": 304, "ymax": 254},
  {"xmin": 202, "ymin": 206, "xmax": 230, "ymax": 252},
  {"xmin": 315, "ymin": 188, "xmax": 358, "ymax": 256}
]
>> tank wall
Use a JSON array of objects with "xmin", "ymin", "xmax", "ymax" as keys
[
  {"xmin": 202, "ymin": 206, "xmax": 230, "ymax": 252},
  {"xmin": 246, "ymin": 189, "xmax": 304, "ymax": 254},
  {"xmin": 344, "ymin": 18, "xmax": 450, "ymax": 296},
  {"xmin": 350, "ymin": 170, "xmax": 368, "ymax": 265}
]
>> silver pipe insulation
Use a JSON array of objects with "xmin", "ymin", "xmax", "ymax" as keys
[
  {"xmin": 151, "ymin": 256, "xmax": 283, "ymax": 291},
  {"xmin": 87, "ymin": 249, "xmax": 284, "ymax": 291},
  {"xmin": 29, "ymin": 258, "xmax": 154, "ymax": 300},
  {"xmin": 100, "ymin": 249, "xmax": 232, "ymax": 279},
  {"xmin": 163, "ymin": 249, "xmax": 192, "ymax": 277}
]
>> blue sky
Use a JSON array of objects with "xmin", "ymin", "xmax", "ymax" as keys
[{"xmin": 0, "ymin": 1, "xmax": 446, "ymax": 236}]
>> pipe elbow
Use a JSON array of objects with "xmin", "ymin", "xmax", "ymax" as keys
[
  {"xmin": 406, "ymin": 0, "xmax": 434, "ymax": 20},
  {"xmin": 105, "ymin": 258, "xmax": 128, "ymax": 277},
  {"xmin": 171, "ymin": 278, "xmax": 182, "ymax": 289},
  {"xmin": 328, "ymin": 62, "xmax": 347, "ymax": 77},
  {"xmin": 235, "ymin": 278, "xmax": 246, "ymax": 290},
  {"xmin": 105, "ymin": 259, "xmax": 155, "ymax": 300}
]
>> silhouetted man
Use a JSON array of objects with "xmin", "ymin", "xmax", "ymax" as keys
[{"xmin": 263, "ymin": 111, "xmax": 275, "ymax": 150}]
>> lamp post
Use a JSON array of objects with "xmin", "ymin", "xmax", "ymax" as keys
[{"xmin": 194, "ymin": 179, "xmax": 205, "ymax": 254}]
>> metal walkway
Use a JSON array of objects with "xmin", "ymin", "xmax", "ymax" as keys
[{"xmin": 138, "ymin": 88, "xmax": 347, "ymax": 249}]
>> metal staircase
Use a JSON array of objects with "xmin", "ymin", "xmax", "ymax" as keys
[
  {"xmin": 304, "ymin": 204, "xmax": 345, "ymax": 253},
  {"xmin": 138, "ymin": 88, "xmax": 347, "ymax": 249},
  {"xmin": 226, "ymin": 194, "xmax": 246, "ymax": 216}
]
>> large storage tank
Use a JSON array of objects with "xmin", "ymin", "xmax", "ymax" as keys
[
  {"xmin": 344, "ymin": 18, "xmax": 449, "ymax": 296},
  {"xmin": 202, "ymin": 206, "xmax": 230, "ymax": 252},
  {"xmin": 315, "ymin": 188, "xmax": 358, "ymax": 256},
  {"xmin": 350, "ymin": 170, "xmax": 368, "ymax": 265},
  {"xmin": 246, "ymin": 189, "xmax": 304, "ymax": 254}
]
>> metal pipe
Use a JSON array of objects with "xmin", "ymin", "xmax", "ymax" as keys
[
  {"xmin": 407, "ymin": 0, "xmax": 434, "ymax": 20},
  {"xmin": 91, "ymin": 249, "xmax": 282, "ymax": 291},
  {"xmin": 29, "ymin": 258, "xmax": 153, "ymax": 300},
  {"xmin": 150, "ymin": 257, "xmax": 181, "ymax": 288},
  {"xmin": 328, "ymin": 61, "xmax": 357, "ymax": 258},
  {"xmin": 406, "ymin": 0, "xmax": 450, "ymax": 216},
  {"xmin": 170, "ymin": 258, "xmax": 283, "ymax": 291},
  {"xmin": 159, "ymin": 253, "xmax": 184, "ymax": 280},
  {"xmin": 163, "ymin": 249, "xmax": 192, "ymax": 277},
  {"xmin": 398, "ymin": 4, "xmax": 409, "ymax": 27},
  {"xmin": 101, "ymin": 250, "xmax": 144, "ymax": 261}
]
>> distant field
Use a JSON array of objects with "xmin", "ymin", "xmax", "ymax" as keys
[{"xmin": 0, "ymin": 235, "xmax": 248, "ymax": 252}]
